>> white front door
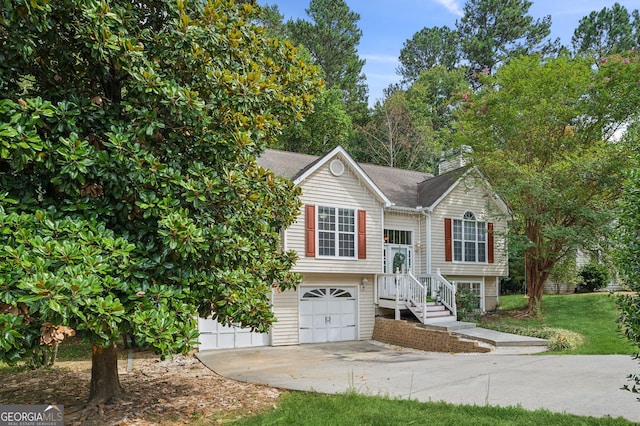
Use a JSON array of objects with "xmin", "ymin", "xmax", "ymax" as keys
[
  {"xmin": 384, "ymin": 245, "xmax": 413, "ymax": 274},
  {"xmin": 299, "ymin": 287, "xmax": 357, "ymax": 344}
]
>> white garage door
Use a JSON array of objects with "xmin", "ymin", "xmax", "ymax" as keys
[
  {"xmin": 198, "ymin": 317, "xmax": 269, "ymax": 350},
  {"xmin": 299, "ymin": 287, "xmax": 357, "ymax": 344}
]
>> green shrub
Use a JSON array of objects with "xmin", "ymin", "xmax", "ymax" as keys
[
  {"xmin": 456, "ymin": 287, "xmax": 480, "ymax": 322},
  {"xmin": 577, "ymin": 262, "xmax": 609, "ymax": 292}
]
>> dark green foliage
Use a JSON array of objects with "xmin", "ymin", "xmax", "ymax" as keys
[
  {"xmin": 397, "ymin": 26, "xmax": 460, "ymax": 84},
  {"xmin": 614, "ymin": 139, "xmax": 640, "ymax": 397},
  {"xmin": 455, "ymin": 287, "xmax": 480, "ymax": 322},
  {"xmin": 577, "ymin": 262, "xmax": 610, "ymax": 292},
  {"xmin": 0, "ymin": 0, "xmax": 321, "ymax": 369},
  {"xmin": 286, "ymin": 0, "xmax": 368, "ymax": 123},
  {"xmin": 454, "ymin": 53, "xmax": 640, "ymax": 314},
  {"xmin": 276, "ymin": 87, "xmax": 352, "ymax": 155},
  {"xmin": 572, "ymin": 3, "xmax": 640, "ymax": 63},
  {"xmin": 456, "ymin": 0, "xmax": 558, "ymax": 78}
]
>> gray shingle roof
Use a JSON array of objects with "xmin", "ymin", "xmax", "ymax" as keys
[
  {"xmin": 257, "ymin": 149, "xmax": 320, "ymax": 180},
  {"xmin": 417, "ymin": 167, "xmax": 469, "ymax": 208},
  {"xmin": 258, "ymin": 149, "xmax": 461, "ymax": 209}
]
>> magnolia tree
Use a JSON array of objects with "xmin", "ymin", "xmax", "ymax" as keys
[
  {"xmin": 0, "ymin": 0, "xmax": 321, "ymax": 405},
  {"xmin": 454, "ymin": 53, "xmax": 640, "ymax": 314}
]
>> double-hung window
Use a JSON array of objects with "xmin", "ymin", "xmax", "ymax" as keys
[
  {"xmin": 453, "ymin": 212, "xmax": 487, "ymax": 262},
  {"xmin": 318, "ymin": 206, "xmax": 355, "ymax": 257}
]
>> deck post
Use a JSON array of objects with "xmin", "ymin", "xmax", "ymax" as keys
[{"xmin": 395, "ymin": 269, "xmax": 401, "ymax": 320}]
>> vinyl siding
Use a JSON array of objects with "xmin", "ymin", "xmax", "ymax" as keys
[
  {"xmin": 485, "ymin": 276, "xmax": 498, "ymax": 311},
  {"xmin": 430, "ymin": 178, "xmax": 508, "ymax": 278},
  {"xmin": 271, "ymin": 273, "xmax": 376, "ymax": 344},
  {"xmin": 289, "ymin": 160, "xmax": 385, "ymax": 274},
  {"xmin": 271, "ymin": 289, "xmax": 299, "ymax": 346},
  {"xmin": 358, "ymin": 274, "xmax": 376, "ymax": 340}
]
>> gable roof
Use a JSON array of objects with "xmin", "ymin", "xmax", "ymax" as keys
[
  {"xmin": 359, "ymin": 163, "xmax": 432, "ymax": 208},
  {"xmin": 257, "ymin": 147, "xmax": 500, "ymax": 211},
  {"xmin": 259, "ymin": 146, "xmax": 393, "ymax": 207}
]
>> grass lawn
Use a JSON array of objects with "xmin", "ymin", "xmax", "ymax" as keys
[
  {"xmin": 481, "ymin": 293, "xmax": 637, "ymax": 355},
  {"xmin": 234, "ymin": 391, "xmax": 636, "ymax": 426}
]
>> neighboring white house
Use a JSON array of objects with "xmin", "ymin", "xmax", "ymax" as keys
[{"xmin": 198, "ymin": 146, "xmax": 511, "ymax": 350}]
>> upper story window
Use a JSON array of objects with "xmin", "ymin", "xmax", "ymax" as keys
[
  {"xmin": 453, "ymin": 211, "xmax": 487, "ymax": 262},
  {"xmin": 318, "ymin": 206, "xmax": 355, "ymax": 257}
]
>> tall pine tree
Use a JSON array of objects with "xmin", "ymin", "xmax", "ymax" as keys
[{"xmin": 287, "ymin": 0, "xmax": 368, "ymax": 123}]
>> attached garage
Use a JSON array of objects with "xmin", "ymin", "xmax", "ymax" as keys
[
  {"xmin": 299, "ymin": 287, "xmax": 357, "ymax": 344},
  {"xmin": 197, "ymin": 317, "xmax": 269, "ymax": 350}
]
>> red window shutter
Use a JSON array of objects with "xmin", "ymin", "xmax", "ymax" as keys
[
  {"xmin": 487, "ymin": 222, "xmax": 494, "ymax": 264},
  {"xmin": 444, "ymin": 218, "xmax": 452, "ymax": 262},
  {"xmin": 305, "ymin": 204, "xmax": 316, "ymax": 257},
  {"xmin": 357, "ymin": 210, "xmax": 366, "ymax": 259}
]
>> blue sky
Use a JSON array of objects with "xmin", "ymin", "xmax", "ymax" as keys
[{"xmin": 257, "ymin": 0, "xmax": 639, "ymax": 106}]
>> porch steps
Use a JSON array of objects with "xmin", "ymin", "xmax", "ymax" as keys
[{"xmin": 408, "ymin": 302, "xmax": 456, "ymax": 323}]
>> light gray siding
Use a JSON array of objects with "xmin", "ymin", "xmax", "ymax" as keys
[
  {"xmin": 271, "ymin": 289, "xmax": 299, "ymax": 346},
  {"xmin": 288, "ymin": 160, "xmax": 385, "ymax": 274},
  {"xmin": 272, "ymin": 273, "xmax": 376, "ymax": 344},
  {"xmin": 430, "ymin": 179, "xmax": 508, "ymax": 278}
]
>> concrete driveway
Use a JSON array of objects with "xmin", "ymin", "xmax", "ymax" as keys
[{"xmin": 197, "ymin": 341, "xmax": 640, "ymax": 423}]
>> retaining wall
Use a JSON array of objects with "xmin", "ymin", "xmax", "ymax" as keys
[{"xmin": 372, "ymin": 317, "xmax": 490, "ymax": 353}]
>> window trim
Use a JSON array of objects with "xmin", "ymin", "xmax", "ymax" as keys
[
  {"xmin": 452, "ymin": 211, "xmax": 488, "ymax": 263},
  {"xmin": 316, "ymin": 205, "xmax": 357, "ymax": 259}
]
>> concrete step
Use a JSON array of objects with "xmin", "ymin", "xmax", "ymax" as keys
[
  {"xmin": 453, "ymin": 327, "xmax": 548, "ymax": 347},
  {"xmin": 421, "ymin": 320, "xmax": 477, "ymax": 331}
]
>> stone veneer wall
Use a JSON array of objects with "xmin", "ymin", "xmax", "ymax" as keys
[{"xmin": 372, "ymin": 317, "xmax": 490, "ymax": 353}]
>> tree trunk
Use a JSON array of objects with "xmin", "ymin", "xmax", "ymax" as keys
[
  {"xmin": 526, "ymin": 249, "xmax": 549, "ymax": 316},
  {"xmin": 89, "ymin": 342, "xmax": 122, "ymax": 404}
]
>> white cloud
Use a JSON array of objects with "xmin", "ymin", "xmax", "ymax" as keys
[
  {"xmin": 433, "ymin": 0, "xmax": 464, "ymax": 17},
  {"xmin": 362, "ymin": 54, "xmax": 399, "ymax": 65}
]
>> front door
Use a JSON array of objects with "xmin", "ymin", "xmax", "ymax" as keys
[{"xmin": 384, "ymin": 245, "xmax": 413, "ymax": 274}]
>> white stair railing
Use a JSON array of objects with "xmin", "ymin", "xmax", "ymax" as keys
[
  {"xmin": 406, "ymin": 272, "xmax": 426, "ymax": 323},
  {"xmin": 433, "ymin": 270, "xmax": 457, "ymax": 318},
  {"xmin": 376, "ymin": 272, "xmax": 458, "ymax": 322}
]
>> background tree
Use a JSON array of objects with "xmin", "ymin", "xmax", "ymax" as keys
[
  {"xmin": 572, "ymin": 3, "xmax": 640, "ymax": 63},
  {"xmin": 276, "ymin": 87, "xmax": 352, "ymax": 155},
  {"xmin": 255, "ymin": 3, "xmax": 287, "ymax": 37},
  {"xmin": 0, "ymin": 0, "xmax": 321, "ymax": 407},
  {"xmin": 397, "ymin": 26, "xmax": 460, "ymax": 84},
  {"xmin": 454, "ymin": 53, "xmax": 640, "ymax": 314},
  {"xmin": 359, "ymin": 90, "xmax": 434, "ymax": 172},
  {"xmin": 404, "ymin": 66, "xmax": 468, "ymax": 168},
  {"xmin": 456, "ymin": 0, "xmax": 558, "ymax": 79},
  {"xmin": 286, "ymin": 0, "xmax": 368, "ymax": 124}
]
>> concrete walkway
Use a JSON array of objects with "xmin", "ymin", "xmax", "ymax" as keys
[
  {"xmin": 197, "ymin": 341, "xmax": 640, "ymax": 423},
  {"xmin": 423, "ymin": 321, "xmax": 549, "ymax": 350}
]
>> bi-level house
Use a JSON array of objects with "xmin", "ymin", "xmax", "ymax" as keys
[{"xmin": 198, "ymin": 146, "xmax": 510, "ymax": 350}]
